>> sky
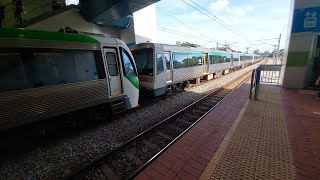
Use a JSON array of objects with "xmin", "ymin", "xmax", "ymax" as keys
[{"xmin": 134, "ymin": 0, "xmax": 292, "ymax": 53}]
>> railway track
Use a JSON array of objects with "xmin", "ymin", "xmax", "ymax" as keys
[{"xmin": 65, "ymin": 69, "xmax": 253, "ymax": 180}]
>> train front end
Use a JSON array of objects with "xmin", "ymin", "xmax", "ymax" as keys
[{"xmin": 131, "ymin": 43, "xmax": 166, "ymax": 97}]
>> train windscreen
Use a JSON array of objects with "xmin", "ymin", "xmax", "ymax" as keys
[{"xmin": 132, "ymin": 48, "xmax": 154, "ymax": 76}]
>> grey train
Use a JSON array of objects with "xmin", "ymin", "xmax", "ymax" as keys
[{"xmin": 131, "ymin": 43, "xmax": 261, "ymax": 96}]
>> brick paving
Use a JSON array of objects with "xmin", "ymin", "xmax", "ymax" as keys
[
  {"xmin": 202, "ymin": 85, "xmax": 296, "ymax": 179},
  {"xmin": 282, "ymin": 89, "xmax": 320, "ymax": 180},
  {"xmin": 135, "ymin": 83, "xmax": 251, "ymax": 180},
  {"xmin": 135, "ymin": 84, "xmax": 320, "ymax": 180}
]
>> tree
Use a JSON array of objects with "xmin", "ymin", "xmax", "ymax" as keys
[
  {"xmin": 176, "ymin": 41, "xmax": 181, "ymax": 45},
  {"xmin": 180, "ymin": 41, "xmax": 192, "ymax": 46},
  {"xmin": 254, "ymin": 49, "xmax": 260, "ymax": 54},
  {"xmin": 217, "ymin": 47, "xmax": 227, "ymax": 51}
]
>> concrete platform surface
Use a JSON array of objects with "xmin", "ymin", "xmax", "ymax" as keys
[{"xmin": 135, "ymin": 83, "xmax": 320, "ymax": 180}]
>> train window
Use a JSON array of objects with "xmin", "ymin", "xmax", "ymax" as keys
[
  {"xmin": 188, "ymin": 53, "xmax": 201, "ymax": 67},
  {"xmin": 94, "ymin": 51, "xmax": 106, "ymax": 79},
  {"xmin": 164, "ymin": 53, "xmax": 170, "ymax": 70},
  {"xmin": 121, "ymin": 49, "xmax": 137, "ymax": 77},
  {"xmin": 0, "ymin": 48, "xmax": 104, "ymax": 93},
  {"xmin": 225, "ymin": 54, "xmax": 231, "ymax": 62},
  {"xmin": 0, "ymin": 51, "xmax": 30, "ymax": 92},
  {"xmin": 132, "ymin": 48, "xmax": 153, "ymax": 76},
  {"xmin": 156, "ymin": 53, "xmax": 164, "ymax": 75},
  {"xmin": 217, "ymin": 55, "xmax": 223, "ymax": 63},
  {"xmin": 173, "ymin": 53, "xmax": 188, "ymax": 69},
  {"xmin": 105, "ymin": 52, "xmax": 118, "ymax": 76},
  {"xmin": 209, "ymin": 55, "xmax": 215, "ymax": 64}
]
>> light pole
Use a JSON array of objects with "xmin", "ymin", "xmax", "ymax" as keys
[
  {"xmin": 276, "ymin": 34, "xmax": 282, "ymax": 64},
  {"xmin": 245, "ymin": 47, "xmax": 250, "ymax": 54},
  {"xmin": 273, "ymin": 45, "xmax": 277, "ymax": 64}
]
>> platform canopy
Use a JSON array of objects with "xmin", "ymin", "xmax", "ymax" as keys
[{"xmin": 78, "ymin": 0, "xmax": 159, "ymax": 29}]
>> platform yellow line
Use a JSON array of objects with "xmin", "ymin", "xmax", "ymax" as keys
[{"xmin": 199, "ymin": 99, "xmax": 250, "ymax": 180}]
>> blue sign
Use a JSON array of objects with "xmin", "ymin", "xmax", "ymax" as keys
[{"xmin": 292, "ymin": 7, "xmax": 320, "ymax": 33}]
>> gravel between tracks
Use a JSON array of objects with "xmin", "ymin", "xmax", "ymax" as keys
[{"xmin": 0, "ymin": 63, "xmax": 261, "ymax": 179}]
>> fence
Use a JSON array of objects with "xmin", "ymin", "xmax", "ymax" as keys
[
  {"xmin": 249, "ymin": 64, "xmax": 282, "ymax": 100},
  {"xmin": 259, "ymin": 64, "xmax": 282, "ymax": 84},
  {"xmin": 0, "ymin": 0, "xmax": 66, "ymax": 28}
]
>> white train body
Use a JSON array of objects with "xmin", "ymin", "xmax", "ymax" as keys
[
  {"xmin": 0, "ymin": 28, "xmax": 139, "ymax": 130},
  {"xmin": 131, "ymin": 43, "xmax": 261, "ymax": 96}
]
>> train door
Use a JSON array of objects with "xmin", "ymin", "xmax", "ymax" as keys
[
  {"xmin": 202, "ymin": 53, "xmax": 209, "ymax": 73},
  {"xmin": 103, "ymin": 48, "xmax": 122, "ymax": 96},
  {"xmin": 165, "ymin": 52, "xmax": 173, "ymax": 83},
  {"xmin": 231, "ymin": 54, "xmax": 234, "ymax": 67}
]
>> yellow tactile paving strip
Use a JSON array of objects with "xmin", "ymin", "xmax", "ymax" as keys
[{"xmin": 200, "ymin": 86, "xmax": 296, "ymax": 180}]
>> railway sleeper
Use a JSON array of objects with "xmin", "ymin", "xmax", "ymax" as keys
[
  {"xmin": 167, "ymin": 124, "xmax": 185, "ymax": 132},
  {"xmin": 196, "ymin": 104, "xmax": 213, "ymax": 110},
  {"xmin": 191, "ymin": 109, "xmax": 206, "ymax": 115},
  {"xmin": 99, "ymin": 163, "xmax": 120, "ymax": 180},
  {"xmin": 176, "ymin": 118, "xmax": 194, "ymax": 125},
  {"xmin": 141, "ymin": 139, "xmax": 161, "ymax": 151},
  {"xmin": 125, "ymin": 150, "xmax": 144, "ymax": 166},
  {"xmin": 184, "ymin": 113, "xmax": 202, "ymax": 120},
  {"xmin": 156, "ymin": 131, "xmax": 174, "ymax": 141}
]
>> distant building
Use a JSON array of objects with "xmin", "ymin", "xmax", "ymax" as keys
[{"xmin": 135, "ymin": 34, "xmax": 152, "ymax": 44}]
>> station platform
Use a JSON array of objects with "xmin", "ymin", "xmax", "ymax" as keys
[{"xmin": 135, "ymin": 82, "xmax": 320, "ymax": 180}]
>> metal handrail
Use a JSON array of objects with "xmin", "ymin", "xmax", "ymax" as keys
[{"xmin": 249, "ymin": 65, "xmax": 261, "ymax": 100}]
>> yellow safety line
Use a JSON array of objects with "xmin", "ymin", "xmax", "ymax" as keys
[{"xmin": 199, "ymin": 100, "xmax": 250, "ymax": 180}]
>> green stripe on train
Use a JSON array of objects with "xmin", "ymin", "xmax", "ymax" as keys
[
  {"xmin": 0, "ymin": 28, "xmax": 100, "ymax": 44},
  {"xmin": 286, "ymin": 51, "xmax": 309, "ymax": 67},
  {"xmin": 126, "ymin": 76, "xmax": 139, "ymax": 89}
]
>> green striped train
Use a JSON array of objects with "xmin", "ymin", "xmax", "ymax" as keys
[{"xmin": 0, "ymin": 28, "xmax": 139, "ymax": 131}]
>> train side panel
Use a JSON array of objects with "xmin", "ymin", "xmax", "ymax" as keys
[
  {"xmin": 172, "ymin": 65, "xmax": 205, "ymax": 83},
  {"xmin": 208, "ymin": 62, "xmax": 232, "ymax": 74},
  {"xmin": 0, "ymin": 80, "xmax": 108, "ymax": 130}
]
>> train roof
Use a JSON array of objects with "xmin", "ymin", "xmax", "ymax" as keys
[
  {"xmin": 135, "ymin": 42, "xmax": 232, "ymax": 54},
  {"xmin": 0, "ymin": 28, "xmax": 119, "ymax": 45},
  {"xmin": 133, "ymin": 42, "xmax": 260, "ymax": 56}
]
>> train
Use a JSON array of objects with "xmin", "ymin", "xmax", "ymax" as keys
[
  {"xmin": 0, "ymin": 28, "xmax": 261, "ymax": 131},
  {"xmin": 0, "ymin": 28, "xmax": 139, "ymax": 131},
  {"xmin": 131, "ymin": 43, "xmax": 262, "ymax": 96}
]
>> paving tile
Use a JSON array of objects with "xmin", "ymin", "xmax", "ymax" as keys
[
  {"xmin": 171, "ymin": 160, "xmax": 185, "ymax": 173},
  {"xmin": 182, "ymin": 164, "xmax": 203, "ymax": 178},
  {"xmin": 172, "ymin": 175, "xmax": 184, "ymax": 180},
  {"xmin": 176, "ymin": 169, "xmax": 197, "ymax": 180},
  {"xmin": 156, "ymin": 156, "xmax": 174, "ymax": 169},
  {"xmin": 135, "ymin": 172, "xmax": 154, "ymax": 180},
  {"xmin": 163, "ymin": 151, "xmax": 179, "ymax": 163},
  {"xmin": 180, "ymin": 150, "xmax": 194, "ymax": 162},
  {"xmin": 162, "ymin": 170, "xmax": 177, "ymax": 180},
  {"xmin": 145, "ymin": 166, "xmax": 162, "ymax": 180},
  {"xmin": 152, "ymin": 162, "xmax": 169, "ymax": 175},
  {"xmin": 186, "ymin": 159, "xmax": 206, "ymax": 172}
]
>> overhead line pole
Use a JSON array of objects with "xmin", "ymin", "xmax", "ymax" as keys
[{"xmin": 276, "ymin": 34, "xmax": 282, "ymax": 64}]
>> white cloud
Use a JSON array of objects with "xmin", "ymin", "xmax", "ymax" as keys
[
  {"xmin": 209, "ymin": 0, "xmax": 254, "ymax": 17},
  {"xmin": 209, "ymin": 0, "xmax": 229, "ymax": 11},
  {"xmin": 226, "ymin": 5, "xmax": 254, "ymax": 16}
]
